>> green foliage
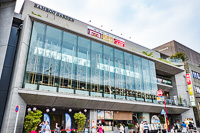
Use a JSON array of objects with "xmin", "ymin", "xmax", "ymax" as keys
[
  {"xmin": 128, "ymin": 123, "xmax": 135, "ymax": 129},
  {"xmin": 142, "ymin": 51, "xmax": 153, "ymax": 57},
  {"xmin": 159, "ymin": 116, "xmax": 165, "ymax": 124},
  {"xmin": 24, "ymin": 109, "xmax": 42, "ymax": 133},
  {"xmin": 179, "ymin": 95, "xmax": 182, "ymax": 104},
  {"xmin": 74, "ymin": 113, "xmax": 86, "ymax": 132},
  {"xmin": 32, "ymin": 11, "xmax": 42, "ymax": 17},
  {"xmin": 170, "ymin": 52, "xmax": 188, "ymax": 62},
  {"xmin": 158, "ymin": 58, "xmax": 172, "ymax": 64}
]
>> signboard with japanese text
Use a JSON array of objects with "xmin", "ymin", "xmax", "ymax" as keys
[
  {"xmin": 88, "ymin": 26, "xmax": 125, "ymax": 47},
  {"xmin": 186, "ymin": 73, "xmax": 195, "ymax": 106}
]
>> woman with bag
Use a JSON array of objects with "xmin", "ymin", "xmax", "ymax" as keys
[{"xmin": 45, "ymin": 121, "xmax": 51, "ymax": 133}]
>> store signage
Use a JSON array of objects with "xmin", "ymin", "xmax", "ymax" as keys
[
  {"xmin": 105, "ymin": 111, "xmax": 113, "ymax": 120},
  {"xmin": 157, "ymin": 96, "xmax": 164, "ymax": 101},
  {"xmin": 65, "ymin": 113, "xmax": 71, "ymax": 132},
  {"xmin": 44, "ymin": 113, "xmax": 50, "ymax": 126},
  {"xmin": 156, "ymin": 90, "xmax": 163, "ymax": 96},
  {"xmin": 87, "ymin": 26, "xmax": 125, "ymax": 47},
  {"xmin": 97, "ymin": 110, "xmax": 104, "ymax": 119},
  {"xmin": 192, "ymin": 71, "xmax": 200, "ymax": 80},
  {"xmin": 34, "ymin": 3, "xmax": 74, "ymax": 22},
  {"xmin": 186, "ymin": 73, "xmax": 191, "ymax": 84},
  {"xmin": 186, "ymin": 73, "xmax": 195, "ymax": 106}
]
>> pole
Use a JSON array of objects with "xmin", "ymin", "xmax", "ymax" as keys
[{"xmin": 14, "ymin": 109, "xmax": 19, "ymax": 133}]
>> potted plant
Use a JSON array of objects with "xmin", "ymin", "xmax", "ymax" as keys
[
  {"xmin": 24, "ymin": 109, "xmax": 42, "ymax": 133},
  {"xmin": 128, "ymin": 123, "xmax": 134, "ymax": 133},
  {"xmin": 74, "ymin": 112, "xmax": 86, "ymax": 133}
]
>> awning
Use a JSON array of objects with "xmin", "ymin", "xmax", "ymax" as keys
[{"xmin": 18, "ymin": 89, "xmax": 190, "ymax": 114}]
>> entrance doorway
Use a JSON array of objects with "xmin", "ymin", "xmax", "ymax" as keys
[{"xmin": 50, "ymin": 114, "xmax": 62, "ymax": 130}]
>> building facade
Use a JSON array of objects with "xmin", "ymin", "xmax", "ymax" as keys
[
  {"xmin": 153, "ymin": 40, "xmax": 200, "ymax": 127},
  {"xmin": 0, "ymin": 1, "xmax": 196, "ymax": 132}
]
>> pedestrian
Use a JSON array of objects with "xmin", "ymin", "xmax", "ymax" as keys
[
  {"xmin": 39, "ymin": 121, "xmax": 46, "ymax": 133},
  {"xmin": 143, "ymin": 121, "xmax": 149, "ymax": 133},
  {"xmin": 174, "ymin": 123, "xmax": 178, "ymax": 133},
  {"xmin": 31, "ymin": 127, "xmax": 37, "ymax": 133},
  {"xmin": 157, "ymin": 122, "xmax": 162, "ymax": 133},
  {"xmin": 188, "ymin": 122, "xmax": 193, "ymax": 133},
  {"xmin": 119, "ymin": 123, "xmax": 124, "ymax": 133},
  {"xmin": 98, "ymin": 124, "xmax": 103, "ymax": 133},
  {"xmin": 170, "ymin": 126, "xmax": 175, "ymax": 133},
  {"xmin": 181, "ymin": 122, "xmax": 187, "ymax": 133},
  {"xmin": 135, "ymin": 123, "xmax": 138, "ymax": 133},
  {"xmin": 54, "ymin": 123, "xmax": 61, "ymax": 133},
  {"xmin": 45, "ymin": 121, "xmax": 51, "ymax": 133},
  {"xmin": 139, "ymin": 121, "xmax": 144, "ymax": 133}
]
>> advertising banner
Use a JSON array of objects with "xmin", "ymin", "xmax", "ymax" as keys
[
  {"xmin": 88, "ymin": 26, "xmax": 125, "ymax": 47},
  {"xmin": 97, "ymin": 110, "xmax": 104, "ymax": 119},
  {"xmin": 44, "ymin": 113, "xmax": 50, "ymax": 125},
  {"xmin": 65, "ymin": 113, "xmax": 72, "ymax": 133},
  {"xmin": 157, "ymin": 96, "xmax": 164, "ymax": 101},
  {"xmin": 105, "ymin": 111, "xmax": 113, "ymax": 119},
  {"xmin": 186, "ymin": 73, "xmax": 195, "ymax": 106}
]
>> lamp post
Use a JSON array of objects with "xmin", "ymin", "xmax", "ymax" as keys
[{"xmin": 157, "ymin": 89, "xmax": 169, "ymax": 132}]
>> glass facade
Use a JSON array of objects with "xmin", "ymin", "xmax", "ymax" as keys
[{"xmin": 24, "ymin": 21, "xmax": 158, "ymax": 101}]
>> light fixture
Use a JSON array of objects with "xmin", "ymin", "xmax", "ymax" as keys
[
  {"xmin": 46, "ymin": 108, "xmax": 50, "ymax": 113},
  {"xmin": 84, "ymin": 109, "xmax": 87, "ymax": 113},
  {"xmin": 69, "ymin": 108, "xmax": 72, "ymax": 112},
  {"xmin": 28, "ymin": 108, "xmax": 31, "ymax": 112},
  {"xmin": 52, "ymin": 108, "xmax": 56, "ymax": 112},
  {"xmin": 79, "ymin": 111, "xmax": 82, "ymax": 114},
  {"xmin": 33, "ymin": 107, "xmax": 37, "ymax": 111}
]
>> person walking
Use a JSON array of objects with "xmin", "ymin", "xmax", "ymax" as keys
[
  {"xmin": 39, "ymin": 121, "xmax": 46, "ymax": 133},
  {"xmin": 98, "ymin": 124, "xmax": 103, "ymax": 133},
  {"xmin": 45, "ymin": 121, "xmax": 51, "ymax": 133},
  {"xmin": 143, "ymin": 121, "xmax": 149, "ymax": 133},
  {"xmin": 170, "ymin": 126, "xmax": 175, "ymax": 133},
  {"xmin": 174, "ymin": 123, "xmax": 178, "ymax": 133},
  {"xmin": 181, "ymin": 122, "xmax": 187, "ymax": 133},
  {"xmin": 139, "ymin": 121, "xmax": 144, "ymax": 133},
  {"xmin": 135, "ymin": 123, "xmax": 138, "ymax": 133},
  {"xmin": 157, "ymin": 122, "xmax": 162, "ymax": 133},
  {"xmin": 188, "ymin": 122, "xmax": 194, "ymax": 133},
  {"xmin": 54, "ymin": 123, "xmax": 61, "ymax": 133},
  {"xmin": 119, "ymin": 123, "xmax": 124, "ymax": 133}
]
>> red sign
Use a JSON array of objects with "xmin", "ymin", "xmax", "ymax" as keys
[
  {"xmin": 88, "ymin": 29, "xmax": 101, "ymax": 39},
  {"xmin": 186, "ymin": 73, "xmax": 191, "ymax": 85},
  {"xmin": 156, "ymin": 90, "xmax": 163, "ymax": 96},
  {"xmin": 114, "ymin": 39, "xmax": 125, "ymax": 47},
  {"xmin": 15, "ymin": 105, "xmax": 19, "ymax": 113}
]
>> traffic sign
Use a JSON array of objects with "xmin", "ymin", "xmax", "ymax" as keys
[
  {"xmin": 15, "ymin": 105, "xmax": 19, "ymax": 113},
  {"xmin": 156, "ymin": 90, "xmax": 163, "ymax": 96},
  {"xmin": 161, "ymin": 109, "xmax": 166, "ymax": 115}
]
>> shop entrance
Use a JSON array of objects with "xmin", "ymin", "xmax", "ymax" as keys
[{"xmin": 50, "ymin": 114, "xmax": 62, "ymax": 130}]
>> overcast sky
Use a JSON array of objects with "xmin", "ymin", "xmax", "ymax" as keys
[{"xmin": 15, "ymin": 0, "xmax": 200, "ymax": 52}]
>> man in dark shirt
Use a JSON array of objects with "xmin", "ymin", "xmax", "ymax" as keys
[{"xmin": 188, "ymin": 122, "xmax": 194, "ymax": 133}]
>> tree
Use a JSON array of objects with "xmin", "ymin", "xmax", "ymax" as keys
[
  {"xmin": 24, "ymin": 109, "xmax": 42, "ymax": 133},
  {"xmin": 142, "ymin": 51, "xmax": 153, "ymax": 57},
  {"xmin": 170, "ymin": 52, "xmax": 188, "ymax": 62},
  {"xmin": 74, "ymin": 113, "xmax": 86, "ymax": 132}
]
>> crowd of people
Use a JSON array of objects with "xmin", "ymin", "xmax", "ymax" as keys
[{"xmin": 30, "ymin": 121, "xmax": 61, "ymax": 133}]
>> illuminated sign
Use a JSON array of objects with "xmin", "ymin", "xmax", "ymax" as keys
[
  {"xmin": 87, "ymin": 26, "xmax": 125, "ymax": 47},
  {"xmin": 34, "ymin": 3, "xmax": 74, "ymax": 22},
  {"xmin": 192, "ymin": 71, "xmax": 200, "ymax": 80}
]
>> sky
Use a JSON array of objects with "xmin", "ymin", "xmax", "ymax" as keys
[{"xmin": 15, "ymin": 0, "xmax": 200, "ymax": 52}]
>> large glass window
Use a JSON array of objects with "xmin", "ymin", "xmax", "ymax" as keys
[{"xmin": 24, "ymin": 21, "xmax": 158, "ymax": 102}]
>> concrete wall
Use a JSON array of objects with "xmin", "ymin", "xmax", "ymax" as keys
[
  {"xmin": 0, "ymin": 1, "xmax": 16, "ymax": 79},
  {"xmin": 1, "ymin": 15, "xmax": 32, "ymax": 133}
]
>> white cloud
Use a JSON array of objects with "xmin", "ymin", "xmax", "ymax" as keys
[{"xmin": 15, "ymin": 0, "xmax": 200, "ymax": 52}]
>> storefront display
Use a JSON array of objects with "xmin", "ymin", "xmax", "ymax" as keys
[
  {"xmin": 98, "ymin": 110, "xmax": 105, "ymax": 119},
  {"xmin": 105, "ymin": 111, "xmax": 113, "ymax": 119}
]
